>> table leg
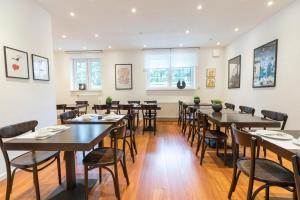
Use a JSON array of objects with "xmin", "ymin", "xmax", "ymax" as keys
[{"xmin": 65, "ymin": 151, "xmax": 76, "ymax": 189}]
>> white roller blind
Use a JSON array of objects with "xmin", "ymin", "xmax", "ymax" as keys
[{"xmin": 144, "ymin": 48, "xmax": 198, "ymax": 69}]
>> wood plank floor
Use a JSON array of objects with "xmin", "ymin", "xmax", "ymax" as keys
[{"xmin": 0, "ymin": 121, "xmax": 293, "ymax": 200}]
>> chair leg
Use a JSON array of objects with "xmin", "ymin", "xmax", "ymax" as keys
[
  {"xmin": 224, "ymin": 139, "xmax": 228, "ymax": 166},
  {"xmin": 200, "ymin": 138, "xmax": 207, "ymax": 165},
  {"xmin": 113, "ymin": 164, "xmax": 121, "ymax": 200},
  {"xmin": 191, "ymin": 126, "xmax": 196, "ymax": 146},
  {"xmin": 127, "ymin": 140, "xmax": 135, "ymax": 163},
  {"xmin": 142, "ymin": 119, "xmax": 145, "ymax": 135},
  {"xmin": 99, "ymin": 168, "xmax": 102, "ymax": 184},
  {"xmin": 265, "ymin": 186, "xmax": 270, "ymax": 200},
  {"xmin": 120, "ymin": 159, "xmax": 130, "ymax": 185},
  {"xmin": 137, "ymin": 113, "xmax": 139, "ymax": 127},
  {"xmin": 84, "ymin": 165, "xmax": 89, "ymax": 200},
  {"xmin": 132, "ymin": 134, "xmax": 138, "ymax": 154},
  {"xmin": 5, "ymin": 169, "xmax": 15, "ymax": 200},
  {"xmin": 263, "ymin": 147, "xmax": 267, "ymax": 158},
  {"xmin": 228, "ymin": 168, "xmax": 241, "ymax": 199},
  {"xmin": 243, "ymin": 147, "xmax": 246, "ymax": 157},
  {"xmin": 56, "ymin": 154, "xmax": 62, "ymax": 185},
  {"xmin": 82, "ymin": 151, "xmax": 86, "ymax": 158},
  {"xmin": 32, "ymin": 165, "xmax": 41, "ymax": 200},
  {"xmin": 154, "ymin": 118, "xmax": 157, "ymax": 135},
  {"xmin": 196, "ymin": 135, "xmax": 202, "ymax": 156},
  {"xmin": 277, "ymin": 155, "xmax": 283, "ymax": 165}
]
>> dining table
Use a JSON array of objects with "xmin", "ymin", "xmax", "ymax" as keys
[
  {"xmin": 65, "ymin": 104, "xmax": 88, "ymax": 110},
  {"xmin": 3, "ymin": 124, "xmax": 112, "ymax": 200},
  {"xmin": 63, "ymin": 113, "xmax": 126, "ymax": 125}
]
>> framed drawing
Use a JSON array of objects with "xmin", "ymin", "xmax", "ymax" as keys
[
  {"xmin": 115, "ymin": 64, "xmax": 132, "ymax": 90},
  {"xmin": 228, "ymin": 55, "xmax": 241, "ymax": 89},
  {"xmin": 4, "ymin": 46, "xmax": 29, "ymax": 79},
  {"xmin": 32, "ymin": 54, "xmax": 50, "ymax": 81},
  {"xmin": 253, "ymin": 39, "xmax": 278, "ymax": 88},
  {"xmin": 206, "ymin": 67, "xmax": 216, "ymax": 88}
]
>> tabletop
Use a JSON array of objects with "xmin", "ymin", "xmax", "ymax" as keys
[
  {"xmin": 65, "ymin": 104, "xmax": 88, "ymax": 110},
  {"xmin": 4, "ymin": 124, "xmax": 112, "ymax": 151},
  {"xmin": 64, "ymin": 114, "xmax": 126, "ymax": 125}
]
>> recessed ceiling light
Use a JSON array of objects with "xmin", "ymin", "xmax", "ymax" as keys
[
  {"xmin": 70, "ymin": 12, "xmax": 75, "ymax": 17},
  {"xmin": 234, "ymin": 27, "xmax": 239, "ymax": 32},
  {"xmin": 108, "ymin": 45, "xmax": 112, "ymax": 49},
  {"xmin": 217, "ymin": 42, "xmax": 221, "ymax": 46},
  {"xmin": 83, "ymin": 47, "xmax": 87, "ymax": 50},
  {"xmin": 143, "ymin": 44, "xmax": 147, "ymax": 48},
  {"xmin": 131, "ymin": 8, "xmax": 136, "ymax": 13},
  {"xmin": 94, "ymin": 34, "xmax": 99, "ymax": 38},
  {"xmin": 179, "ymin": 43, "xmax": 183, "ymax": 47},
  {"xmin": 58, "ymin": 48, "xmax": 62, "ymax": 51},
  {"xmin": 267, "ymin": 1, "xmax": 274, "ymax": 6},
  {"xmin": 197, "ymin": 4, "xmax": 203, "ymax": 10},
  {"xmin": 61, "ymin": 34, "xmax": 67, "ymax": 39},
  {"xmin": 185, "ymin": 30, "xmax": 190, "ymax": 34}
]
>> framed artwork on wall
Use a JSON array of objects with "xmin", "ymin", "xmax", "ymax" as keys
[
  {"xmin": 4, "ymin": 46, "xmax": 29, "ymax": 79},
  {"xmin": 228, "ymin": 55, "xmax": 241, "ymax": 89},
  {"xmin": 32, "ymin": 54, "xmax": 50, "ymax": 81},
  {"xmin": 115, "ymin": 64, "xmax": 132, "ymax": 90},
  {"xmin": 206, "ymin": 68, "xmax": 216, "ymax": 88},
  {"xmin": 253, "ymin": 39, "xmax": 278, "ymax": 88}
]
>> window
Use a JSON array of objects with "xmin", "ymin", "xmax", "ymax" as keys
[
  {"xmin": 71, "ymin": 58, "xmax": 101, "ymax": 90},
  {"xmin": 144, "ymin": 49, "xmax": 197, "ymax": 89}
]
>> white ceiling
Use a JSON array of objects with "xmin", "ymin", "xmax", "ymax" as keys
[{"xmin": 35, "ymin": 0, "xmax": 294, "ymax": 51}]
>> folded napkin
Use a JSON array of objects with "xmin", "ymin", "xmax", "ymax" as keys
[{"xmin": 16, "ymin": 125, "xmax": 70, "ymax": 140}]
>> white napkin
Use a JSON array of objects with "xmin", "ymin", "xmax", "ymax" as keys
[{"xmin": 16, "ymin": 126, "xmax": 70, "ymax": 139}]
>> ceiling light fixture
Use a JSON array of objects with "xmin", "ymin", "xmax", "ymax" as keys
[
  {"xmin": 58, "ymin": 48, "xmax": 62, "ymax": 51},
  {"xmin": 94, "ymin": 34, "xmax": 99, "ymax": 38},
  {"xmin": 70, "ymin": 12, "xmax": 75, "ymax": 17},
  {"xmin": 143, "ymin": 45, "xmax": 147, "ymax": 48},
  {"xmin": 62, "ymin": 34, "xmax": 67, "ymax": 39},
  {"xmin": 234, "ymin": 27, "xmax": 239, "ymax": 32},
  {"xmin": 108, "ymin": 45, "xmax": 112, "ymax": 49},
  {"xmin": 197, "ymin": 4, "xmax": 203, "ymax": 10},
  {"xmin": 131, "ymin": 8, "xmax": 136, "ymax": 13},
  {"xmin": 217, "ymin": 42, "xmax": 221, "ymax": 46},
  {"xmin": 185, "ymin": 30, "xmax": 190, "ymax": 34},
  {"xmin": 267, "ymin": 1, "xmax": 274, "ymax": 6}
]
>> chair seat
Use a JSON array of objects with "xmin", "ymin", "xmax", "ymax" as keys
[
  {"xmin": 238, "ymin": 158, "xmax": 294, "ymax": 185},
  {"xmin": 83, "ymin": 147, "xmax": 123, "ymax": 166},
  {"xmin": 200, "ymin": 130, "xmax": 227, "ymax": 140},
  {"xmin": 11, "ymin": 151, "xmax": 59, "ymax": 169}
]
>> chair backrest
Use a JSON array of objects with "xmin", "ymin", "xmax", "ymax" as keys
[
  {"xmin": 56, "ymin": 104, "xmax": 66, "ymax": 112},
  {"xmin": 118, "ymin": 104, "xmax": 133, "ymax": 115},
  {"xmin": 261, "ymin": 110, "xmax": 288, "ymax": 130},
  {"xmin": 128, "ymin": 100, "xmax": 140, "ymax": 105},
  {"xmin": 93, "ymin": 104, "xmax": 109, "ymax": 114},
  {"xmin": 76, "ymin": 101, "xmax": 88, "ymax": 105},
  {"xmin": 239, "ymin": 105, "xmax": 255, "ymax": 116},
  {"xmin": 60, "ymin": 110, "xmax": 78, "ymax": 124},
  {"xmin": 292, "ymin": 155, "xmax": 300, "ymax": 199},
  {"xmin": 178, "ymin": 100, "xmax": 183, "ymax": 117},
  {"xmin": 141, "ymin": 104, "xmax": 158, "ymax": 117},
  {"xmin": 111, "ymin": 101, "xmax": 120, "ymax": 105},
  {"xmin": 224, "ymin": 103, "xmax": 235, "ymax": 110},
  {"xmin": 197, "ymin": 112, "xmax": 210, "ymax": 130},
  {"xmin": 144, "ymin": 100, "xmax": 157, "ymax": 104},
  {"xmin": 110, "ymin": 122, "xmax": 127, "ymax": 161},
  {"xmin": 0, "ymin": 120, "xmax": 38, "ymax": 175}
]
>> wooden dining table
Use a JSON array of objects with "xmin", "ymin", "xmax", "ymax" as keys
[
  {"xmin": 65, "ymin": 104, "xmax": 88, "ymax": 110},
  {"xmin": 3, "ymin": 124, "xmax": 112, "ymax": 200},
  {"xmin": 63, "ymin": 114, "xmax": 126, "ymax": 125}
]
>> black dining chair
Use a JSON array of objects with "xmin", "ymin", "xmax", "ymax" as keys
[
  {"xmin": 260, "ymin": 109, "xmax": 288, "ymax": 164},
  {"xmin": 0, "ymin": 121, "xmax": 61, "ymax": 200},
  {"xmin": 60, "ymin": 110, "xmax": 78, "ymax": 124},
  {"xmin": 116, "ymin": 104, "xmax": 137, "ymax": 162},
  {"xmin": 228, "ymin": 124, "xmax": 295, "ymax": 199},
  {"xmin": 144, "ymin": 100, "xmax": 157, "ymax": 104},
  {"xmin": 75, "ymin": 100, "xmax": 89, "ymax": 115},
  {"xmin": 197, "ymin": 112, "xmax": 228, "ymax": 165},
  {"xmin": 292, "ymin": 155, "xmax": 300, "ymax": 200},
  {"xmin": 186, "ymin": 106, "xmax": 198, "ymax": 146},
  {"xmin": 128, "ymin": 100, "xmax": 141, "ymax": 127},
  {"xmin": 224, "ymin": 103, "xmax": 235, "ymax": 110},
  {"xmin": 141, "ymin": 104, "xmax": 158, "ymax": 135},
  {"xmin": 239, "ymin": 105, "xmax": 255, "ymax": 116},
  {"xmin": 56, "ymin": 104, "xmax": 66, "ymax": 112},
  {"xmin": 111, "ymin": 101, "xmax": 120, "ymax": 114},
  {"xmin": 178, "ymin": 100, "xmax": 183, "ymax": 125},
  {"xmin": 93, "ymin": 104, "xmax": 109, "ymax": 114},
  {"xmin": 83, "ymin": 123, "xmax": 130, "ymax": 200}
]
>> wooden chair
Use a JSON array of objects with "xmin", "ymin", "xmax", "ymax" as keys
[
  {"xmin": 261, "ymin": 110, "xmax": 288, "ymax": 163},
  {"xmin": 93, "ymin": 104, "xmax": 109, "ymax": 114},
  {"xmin": 224, "ymin": 103, "xmax": 235, "ymax": 110},
  {"xmin": 178, "ymin": 100, "xmax": 183, "ymax": 125},
  {"xmin": 83, "ymin": 123, "xmax": 130, "ymax": 200},
  {"xmin": 239, "ymin": 105, "xmax": 255, "ymax": 116},
  {"xmin": 141, "ymin": 104, "xmax": 158, "ymax": 135},
  {"xmin": 144, "ymin": 100, "xmax": 157, "ymax": 104},
  {"xmin": 128, "ymin": 100, "xmax": 141, "ymax": 127},
  {"xmin": 187, "ymin": 106, "xmax": 198, "ymax": 146},
  {"xmin": 0, "ymin": 121, "xmax": 61, "ymax": 200},
  {"xmin": 181, "ymin": 103, "xmax": 190, "ymax": 135},
  {"xmin": 60, "ymin": 110, "xmax": 78, "ymax": 124},
  {"xmin": 116, "ymin": 104, "xmax": 137, "ymax": 162},
  {"xmin": 56, "ymin": 104, "xmax": 66, "ymax": 112},
  {"xmin": 292, "ymin": 155, "xmax": 300, "ymax": 200},
  {"xmin": 228, "ymin": 124, "xmax": 295, "ymax": 199},
  {"xmin": 75, "ymin": 100, "xmax": 89, "ymax": 115},
  {"xmin": 111, "ymin": 101, "xmax": 120, "ymax": 114},
  {"xmin": 197, "ymin": 112, "xmax": 228, "ymax": 165}
]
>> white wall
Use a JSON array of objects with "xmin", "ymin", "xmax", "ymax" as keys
[
  {"xmin": 0, "ymin": 0, "xmax": 56, "ymax": 179},
  {"xmin": 224, "ymin": 1, "xmax": 300, "ymax": 129},
  {"xmin": 54, "ymin": 48, "xmax": 225, "ymax": 118}
]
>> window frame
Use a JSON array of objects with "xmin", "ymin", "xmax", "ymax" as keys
[{"xmin": 71, "ymin": 58, "xmax": 102, "ymax": 91}]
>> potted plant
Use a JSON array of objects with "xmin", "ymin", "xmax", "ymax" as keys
[
  {"xmin": 194, "ymin": 96, "xmax": 200, "ymax": 105},
  {"xmin": 106, "ymin": 96, "xmax": 112, "ymax": 106},
  {"xmin": 211, "ymin": 99, "xmax": 223, "ymax": 112}
]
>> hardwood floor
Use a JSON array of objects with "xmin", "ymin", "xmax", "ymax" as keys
[{"xmin": 0, "ymin": 121, "xmax": 293, "ymax": 200}]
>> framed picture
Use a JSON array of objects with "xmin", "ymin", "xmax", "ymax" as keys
[
  {"xmin": 228, "ymin": 55, "xmax": 241, "ymax": 89},
  {"xmin": 115, "ymin": 64, "xmax": 132, "ymax": 90},
  {"xmin": 206, "ymin": 68, "xmax": 216, "ymax": 78},
  {"xmin": 32, "ymin": 54, "xmax": 50, "ymax": 81},
  {"xmin": 253, "ymin": 39, "xmax": 278, "ymax": 88},
  {"xmin": 206, "ymin": 78, "xmax": 215, "ymax": 88},
  {"xmin": 4, "ymin": 46, "xmax": 29, "ymax": 79},
  {"xmin": 206, "ymin": 67, "xmax": 216, "ymax": 88}
]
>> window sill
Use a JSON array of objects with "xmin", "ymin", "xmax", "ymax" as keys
[{"xmin": 145, "ymin": 87, "xmax": 196, "ymax": 91}]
